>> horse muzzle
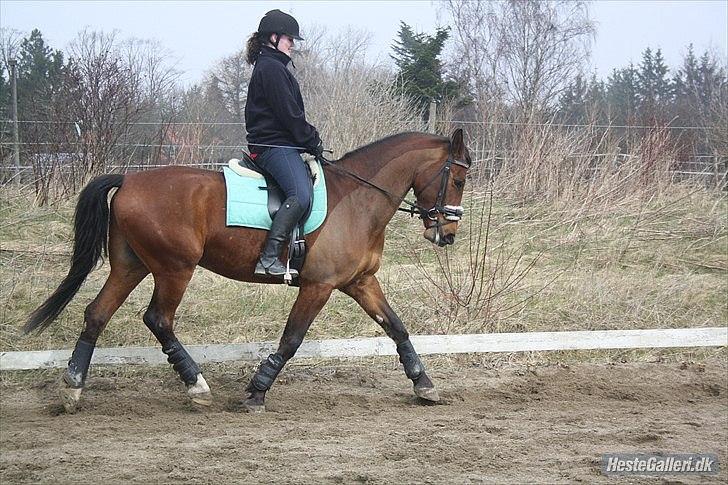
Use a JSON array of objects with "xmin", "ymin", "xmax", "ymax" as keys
[
  {"xmin": 421, "ymin": 205, "xmax": 462, "ymax": 246},
  {"xmin": 423, "ymin": 227, "xmax": 456, "ymax": 246}
]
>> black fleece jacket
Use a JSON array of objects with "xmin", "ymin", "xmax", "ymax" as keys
[{"xmin": 245, "ymin": 46, "xmax": 320, "ymax": 154}]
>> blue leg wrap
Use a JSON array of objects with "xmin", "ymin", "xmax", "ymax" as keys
[
  {"xmin": 163, "ymin": 341, "xmax": 201, "ymax": 386},
  {"xmin": 247, "ymin": 353, "xmax": 286, "ymax": 392},
  {"xmin": 64, "ymin": 338, "xmax": 96, "ymax": 388},
  {"xmin": 397, "ymin": 340, "xmax": 425, "ymax": 380}
]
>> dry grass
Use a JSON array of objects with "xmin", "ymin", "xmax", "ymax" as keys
[
  {"xmin": 1, "ymin": 173, "xmax": 725, "ymax": 353},
  {"xmin": 391, "ymin": 182, "xmax": 726, "ymax": 333}
]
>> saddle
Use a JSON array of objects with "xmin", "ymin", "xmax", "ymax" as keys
[{"xmin": 227, "ymin": 153, "xmax": 318, "ymax": 283}]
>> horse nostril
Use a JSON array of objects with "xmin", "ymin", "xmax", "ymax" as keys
[{"xmin": 443, "ymin": 234, "xmax": 455, "ymax": 245}]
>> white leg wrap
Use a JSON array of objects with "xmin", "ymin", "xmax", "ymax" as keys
[{"xmin": 187, "ymin": 374, "xmax": 210, "ymax": 395}]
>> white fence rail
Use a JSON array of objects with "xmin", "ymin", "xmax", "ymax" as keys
[{"xmin": 1, "ymin": 327, "xmax": 726, "ymax": 371}]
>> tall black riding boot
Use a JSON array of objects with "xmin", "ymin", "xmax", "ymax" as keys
[{"xmin": 255, "ymin": 197, "xmax": 305, "ymax": 277}]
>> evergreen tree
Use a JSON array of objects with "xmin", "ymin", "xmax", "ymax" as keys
[
  {"xmin": 585, "ymin": 74, "xmax": 607, "ymax": 122},
  {"xmin": 213, "ymin": 49, "xmax": 250, "ymax": 122},
  {"xmin": 673, "ymin": 45, "xmax": 699, "ymax": 97},
  {"xmin": 17, "ymin": 29, "xmax": 66, "ymax": 111},
  {"xmin": 673, "ymin": 45, "xmax": 727, "ymax": 150},
  {"xmin": 14, "ymin": 29, "xmax": 70, "ymax": 153},
  {"xmin": 674, "ymin": 47, "xmax": 726, "ymax": 111},
  {"xmin": 673, "ymin": 44, "xmax": 703, "ymax": 126},
  {"xmin": 0, "ymin": 69, "xmax": 9, "ymax": 149},
  {"xmin": 606, "ymin": 64, "xmax": 640, "ymax": 125},
  {"xmin": 558, "ymin": 73, "xmax": 608, "ymax": 124},
  {"xmin": 390, "ymin": 22, "xmax": 460, "ymax": 114},
  {"xmin": 696, "ymin": 51, "xmax": 725, "ymax": 107},
  {"xmin": 636, "ymin": 47, "xmax": 672, "ymax": 118},
  {"xmin": 557, "ymin": 74, "xmax": 587, "ymax": 123},
  {"xmin": 202, "ymin": 75, "xmax": 235, "ymax": 142},
  {"xmin": 0, "ymin": 68, "xmax": 9, "ymax": 118}
]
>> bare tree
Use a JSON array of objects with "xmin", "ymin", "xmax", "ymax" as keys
[
  {"xmin": 211, "ymin": 48, "xmax": 251, "ymax": 122},
  {"xmin": 321, "ymin": 26, "xmax": 373, "ymax": 75},
  {"xmin": 704, "ymin": 85, "xmax": 728, "ymax": 161},
  {"xmin": 295, "ymin": 23, "xmax": 328, "ymax": 70},
  {"xmin": 122, "ymin": 37, "xmax": 181, "ymax": 165},
  {"xmin": 165, "ymin": 83, "xmax": 222, "ymax": 165},
  {"xmin": 442, "ymin": 1, "xmax": 503, "ymax": 102},
  {"xmin": 123, "ymin": 38, "xmax": 180, "ymax": 108},
  {"xmin": 66, "ymin": 29, "xmax": 141, "ymax": 176},
  {"xmin": 501, "ymin": 1, "xmax": 594, "ymax": 117},
  {"xmin": 443, "ymin": 0, "xmax": 595, "ymax": 119},
  {"xmin": 59, "ymin": 29, "xmax": 184, "ymax": 177},
  {"xmin": 0, "ymin": 27, "xmax": 23, "ymax": 71},
  {"xmin": 0, "ymin": 28, "xmax": 24, "ymax": 171}
]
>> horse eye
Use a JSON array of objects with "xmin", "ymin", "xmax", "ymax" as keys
[{"xmin": 454, "ymin": 179, "xmax": 465, "ymax": 189}]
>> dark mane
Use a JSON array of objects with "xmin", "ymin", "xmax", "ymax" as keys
[{"xmin": 337, "ymin": 132, "xmax": 448, "ymax": 163}]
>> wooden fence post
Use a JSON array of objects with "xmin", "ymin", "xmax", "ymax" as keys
[{"xmin": 428, "ymin": 101, "xmax": 437, "ymax": 133}]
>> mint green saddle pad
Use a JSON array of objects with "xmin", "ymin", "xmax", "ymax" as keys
[{"xmin": 222, "ymin": 162, "xmax": 327, "ymax": 234}]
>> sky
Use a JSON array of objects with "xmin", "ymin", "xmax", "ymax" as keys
[{"xmin": 1, "ymin": 0, "xmax": 727, "ymax": 85}]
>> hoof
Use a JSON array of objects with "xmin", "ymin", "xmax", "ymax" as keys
[
  {"xmin": 190, "ymin": 392, "xmax": 213, "ymax": 407},
  {"xmin": 414, "ymin": 385, "xmax": 440, "ymax": 402},
  {"xmin": 187, "ymin": 374, "xmax": 213, "ymax": 406},
  {"xmin": 243, "ymin": 399, "xmax": 266, "ymax": 413},
  {"xmin": 59, "ymin": 385, "xmax": 83, "ymax": 414}
]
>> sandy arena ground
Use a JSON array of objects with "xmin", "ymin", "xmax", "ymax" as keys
[{"xmin": 1, "ymin": 357, "xmax": 726, "ymax": 483}]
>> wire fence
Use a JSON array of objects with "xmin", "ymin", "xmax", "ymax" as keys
[
  {"xmin": 3, "ymin": 151, "xmax": 725, "ymax": 184},
  {"xmin": 1, "ymin": 118, "xmax": 726, "ymax": 189},
  {"xmin": 1, "ymin": 119, "xmax": 724, "ymax": 130},
  {"xmin": 0, "ymin": 140, "xmax": 724, "ymax": 162}
]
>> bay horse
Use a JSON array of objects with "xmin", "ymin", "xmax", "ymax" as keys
[{"xmin": 25, "ymin": 129, "xmax": 472, "ymax": 413}]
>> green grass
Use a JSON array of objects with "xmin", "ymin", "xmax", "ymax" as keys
[{"xmin": 1, "ymin": 182, "xmax": 726, "ymax": 353}]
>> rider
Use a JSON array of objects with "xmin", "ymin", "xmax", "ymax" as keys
[{"xmin": 245, "ymin": 9, "xmax": 324, "ymax": 278}]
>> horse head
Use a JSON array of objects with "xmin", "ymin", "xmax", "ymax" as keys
[{"xmin": 412, "ymin": 128, "xmax": 472, "ymax": 247}]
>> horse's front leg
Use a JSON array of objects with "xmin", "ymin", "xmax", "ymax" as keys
[
  {"xmin": 243, "ymin": 281, "xmax": 333, "ymax": 413},
  {"xmin": 342, "ymin": 275, "xmax": 439, "ymax": 402}
]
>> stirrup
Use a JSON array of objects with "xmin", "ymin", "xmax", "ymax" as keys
[
  {"xmin": 255, "ymin": 259, "xmax": 299, "ymax": 278},
  {"xmin": 283, "ymin": 259, "xmax": 294, "ymax": 285}
]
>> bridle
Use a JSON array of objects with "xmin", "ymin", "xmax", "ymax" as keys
[{"xmin": 318, "ymin": 146, "xmax": 470, "ymax": 243}]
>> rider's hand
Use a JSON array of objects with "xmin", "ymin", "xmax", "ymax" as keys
[{"xmin": 309, "ymin": 139, "xmax": 325, "ymax": 159}]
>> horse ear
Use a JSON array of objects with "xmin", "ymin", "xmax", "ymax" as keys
[{"xmin": 450, "ymin": 128, "xmax": 465, "ymax": 158}]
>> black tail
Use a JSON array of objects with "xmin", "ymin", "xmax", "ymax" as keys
[{"xmin": 24, "ymin": 174, "xmax": 125, "ymax": 334}]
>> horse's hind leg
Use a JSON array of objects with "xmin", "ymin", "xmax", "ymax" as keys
[
  {"xmin": 342, "ymin": 275, "xmax": 439, "ymax": 402},
  {"xmin": 142, "ymin": 270, "xmax": 212, "ymax": 406},
  {"xmin": 60, "ymin": 252, "xmax": 149, "ymax": 413}
]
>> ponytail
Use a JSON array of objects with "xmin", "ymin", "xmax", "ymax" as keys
[{"xmin": 246, "ymin": 32, "xmax": 264, "ymax": 65}]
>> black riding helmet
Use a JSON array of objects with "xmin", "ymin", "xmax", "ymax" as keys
[{"xmin": 258, "ymin": 9, "xmax": 304, "ymax": 41}]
